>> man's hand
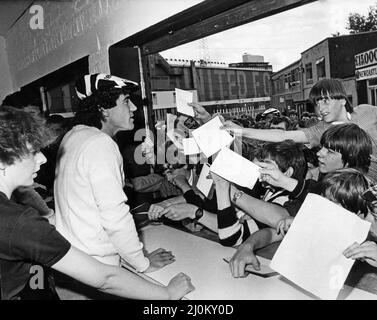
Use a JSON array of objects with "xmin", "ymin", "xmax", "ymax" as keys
[
  {"xmin": 145, "ymin": 248, "xmax": 176, "ymax": 273},
  {"xmin": 148, "ymin": 204, "xmax": 165, "ymax": 221},
  {"xmin": 210, "ymin": 172, "xmax": 230, "ymax": 189},
  {"xmin": 276, "ymin": 217, "xmax": 294, "ymax": 236},
  {"xmin": 256, "ymin": 160, "xmax": 297, "ymax": 192},
  {"xmin": 166, "ymin": 273, "xmax": 195, "ymax": 300},
  {"xmin": 229, "ymin": 243, "xmax": 260, "ymax": 278},
  {"xmin": 221, "ymin": 120, "xmax": 243, "ymax": 135},
  {"xmin": 189, "ymin": 102, "xmax": 211, "ymax": 124},
  {"xmin": 161, "ymin": 203, "xmax": 198, "ymax": 221},
  {"xmin": 343, "ymin": 241, "xmax": 377, "ymax": 267}
]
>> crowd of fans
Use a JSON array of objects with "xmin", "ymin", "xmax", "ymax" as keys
[{"xmin": 1, "ymin": 75, "xmax": 377, "ymax": 300}]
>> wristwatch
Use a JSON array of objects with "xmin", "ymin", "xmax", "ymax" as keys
[
  {"xmin": 194, "ymin": 208, "xmax": 204, "ymax": 221},
  {"xmin": 232, "ymin": 190, "xmax": 244, "ymax": 203}
]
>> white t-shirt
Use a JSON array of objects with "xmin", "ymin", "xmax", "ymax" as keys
[{"xmin": 54, "ymin": 125, "xmax": 149, "ymax": 271}]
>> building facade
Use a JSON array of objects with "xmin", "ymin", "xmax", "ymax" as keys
[
  {"xmin": 271, "ymin": 31, "xmax": 377, "ymax": 115},
  {"xmin": 149, "ymin": 54, "xmax": 272, "ymax": 121}
]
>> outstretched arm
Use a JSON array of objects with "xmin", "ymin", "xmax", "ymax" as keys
[
  {"xmin": 229, "ymin": 227, "xmax": 283, "ymax": 278},
  {"xmin": 223, "ymin": 122, "xmax": 308, "ymax": 143},
  {"xmin": 230, "ymin": 185, "xmax": 290, "ymax": 228},
  {"xmin": 52, "ymin": 246, "xmax": 194, "ymax": 300}
]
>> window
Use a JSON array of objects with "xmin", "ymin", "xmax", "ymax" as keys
[
  {"xmin": 305, "ymin": 63, "xmax": 313, "ymax": 84},
  {"xmin": 316, "ymin": 57, "xmax": 326, "ymax": 79},
  {"xmin": 283, "ymin": 69, "xmax": 300, "ymax": 90}
]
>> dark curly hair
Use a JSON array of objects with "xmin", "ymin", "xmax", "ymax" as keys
[
  {"xmin": 0, "ymin": 106, "xmax": 52, "ymax": 165},
  {"xmin": 74, "ymin": 87, "xmax": 134, "ymax": 129}
]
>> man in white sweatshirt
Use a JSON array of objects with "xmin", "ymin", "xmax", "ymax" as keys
[{"xmin": 54, "ymin": 73, "xmax": 174, "ymax": 273}]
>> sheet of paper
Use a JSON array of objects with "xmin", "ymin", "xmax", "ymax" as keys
[
  {"xmin": 166, "ymin": 130, "xmax": 184, "ymax": 149},
  {"xmin": 166, "ymin": 113, "xmax": 177, "ymax": 133},
  {"xmin": 175, "ymin": 88, "xmax": 194, "ymax": 117},
  {"xmin": 223, "ymin": 257, "xmax": 278, "ymax": 277},
  {"xmin": 139, "ymin": 224, "xmax": 377, "ymax": 300},
  {"xmin": 270, "ymin": 193, "xmax": 371, "ymax": 300},
  {"xmin": 209, "ymin": 147, "xmax": 260, "ymax": 189},
  {"xmin": 183, "ymin": 137, "xmax": 201, "ymax": 155},
  {"xmin": 196, "ymin": 163, "xmax": 213, "ymax": 197},
  {"xmin": 192, "ymin": 116, "xmax": 234, "ymax": 158}
]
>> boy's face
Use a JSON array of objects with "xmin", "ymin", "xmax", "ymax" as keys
[
  {"xmin": 7, "ymin": 144, "xmax": 47, "ymax": 189},
  {"xmin": 317, "ymin": 146, "xmax": 343, "ymax": 173},
  {"xmin": 316, "ymin": 94, "xmax": 346, "ymax": 123}
]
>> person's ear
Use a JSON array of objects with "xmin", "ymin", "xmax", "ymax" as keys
[
  {"xmin": 340, "ymin": 98, "xmax": 346, "ymax": 107},
  {"xmin": 284, "ymin": 167, "xmax": 294, "ymax": 178},
  {"xmin": 100, "ymin": 108, "xmax": 110, "ymax": 118}
]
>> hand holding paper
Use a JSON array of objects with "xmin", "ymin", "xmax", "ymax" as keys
[
  {"xmin": 196, "ymin": 163, "xmax": 213, "ymax": 197},
  {"xmin": 209, "ymin": 147, "xmax": 260, "ymax": 189},
  {"xmin": 270, "ymin": 193, "xmax": 371, "ymax": 300},
  {"xmin": 192, "ymin": 116, "xmax": 234, "ymax": 158},
  {"xmin": 175, "ymin": 88, "xmax": 194, "ymax": 117}
]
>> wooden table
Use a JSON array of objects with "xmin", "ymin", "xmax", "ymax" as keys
[{"xmin": 139, "ymin": 224, "xmax": 377, "ymax": 300}]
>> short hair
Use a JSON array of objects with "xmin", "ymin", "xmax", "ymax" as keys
[
  {"xmin": 73, "ymin": 87, "xmax": 133, "ymax": 129},
  {"xmin": 270, "ymin": 116, "xmax": 292, "ymax": 130},
  {"xmin": 255, "ymin": 140, "xmax": 308, "ymax": 181},
  {"xmin": 0, "ymin": 106, "xmax": 52, "ymax": 165},
  {"xmin": 320, "ymin": 123, "xmax": 372, "ymax": 173},
  {"xmin": 321, "ymin": 168, "xmax": 371, "ymax": 216},
  {"xmin": 309, "ymin": 78, "xmax": 353, "ymax": 113}
]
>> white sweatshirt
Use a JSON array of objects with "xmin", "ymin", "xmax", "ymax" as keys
[{"xmin": 54, "ymin": 125, "xmax": 149, "ymax": 271}]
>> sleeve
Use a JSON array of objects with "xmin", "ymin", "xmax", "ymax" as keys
[
  {"xmin": 217, "ymin": 206, "xmax": 250, "ymax": 247},
  {"xmin": 10, "ymin": 208, "xmax": 71, "ymax": 267},
  {"xmin": 184, "ymin": 189, "xmax": 218, "ymax": 212},
  {"xmin": 284, "ymin": 180, "xmax": 320, "ymax": 216},
  {"xmin": 301, "ymin": 122, "xmax": 328, "ymax": 148},
  {"xmin": 283, "ymin": 198, "xmax": 305, "ymax": 217},
  {"xmin": 183, "ymin": 189, "xmax": 204, "ymax": 207},
  {"xmin": 85, "ymin": 136, "xmax": 149, "ymax": 272}
]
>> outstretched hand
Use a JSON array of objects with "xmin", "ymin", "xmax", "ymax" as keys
[
  {"xmin": 343, "ymin": 241, "xmax": 377, "ymax": 267},
  {"xmin": 145, "ymin": 248, "xmax": 176, "ymax": 273},
  {"xmin": 276, "ymin": 217, "xmax": 294, "ymax": 236},
  {"xmin": 229, "ymin": 243, "xmax": 260, "ymax": 278},
  {"xmin": 166, "ymin": 272, "xmax": 195, "ymax": 300},
  {"xmin": 188, "ymin": 102, "xmax": 211, "ymax": 124}
]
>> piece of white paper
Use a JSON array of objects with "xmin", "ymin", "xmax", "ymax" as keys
[
  {"xmin": 209, "ymin": 147, "xmax": 260, "ymax": 189},
  {"xmin": 192, "ymin": 116, "xmax": 234, "ymax": 158},
  {"xmin": 166, "ymin": 113, "xmax": 177, "ymax": 133},
  {"xmin": 183, "ymin": 137, "xmax": 201, "ymax": 155},
  {"xmin": 166, "ymin": 130, "xmax": 184, "ymax": 149},
  {"xmin": 270, "ymin": 193, "xmax": 371, "ymax": 300},
  {"xmin": 196, "ymin": 163, "xmax": 213, "ymax": 197},
  {"xmin": 175, "ymin": 88, "xmax": 195, "ymax": 117}
]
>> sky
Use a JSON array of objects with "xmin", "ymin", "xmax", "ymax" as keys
[{"xmin": 161, "ymin": 0, "xmax": 377, "ymax": 72}]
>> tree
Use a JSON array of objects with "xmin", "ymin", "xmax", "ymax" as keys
[{"xmin": 347, "ymin": 4, "xmax": 377, "ymax": 34}]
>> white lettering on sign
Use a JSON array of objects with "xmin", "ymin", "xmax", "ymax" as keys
[
  {"xmin": 355, "ymin": 48, "xmax": 377, "ymax": 69},
  {"xmin": 356, "ymin": 65, "xmax": 377, "ymax": 81}
]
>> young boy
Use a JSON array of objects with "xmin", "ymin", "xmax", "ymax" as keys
[{"xmin": 212, "ymin": 140, "xmax": 307, "ymax": 247}]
